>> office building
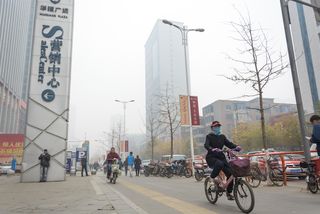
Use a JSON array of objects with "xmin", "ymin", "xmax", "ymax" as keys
[
  {"xmin": 202, "ymin": 98, "xmax": 297, "ymax": 138},
  {"xmin": 145, "ymin": 19, "xmax": 188, "ymax": 139},
  {"xmin": 289, "ymin": 0, "xmax": 320, "ymax": 114},
  {"xmin": 0, "ymin": 0, "xmax": 36, "ymax": 133}
]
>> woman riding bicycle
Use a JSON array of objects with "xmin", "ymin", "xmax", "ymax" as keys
[{"xmin": 204, "ymin": 121, "xmax": 241, "ymax": 200}]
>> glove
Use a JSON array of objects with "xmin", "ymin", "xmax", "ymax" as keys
[
  {"xmin": 234, "ymin": 146, "xmax": 242, "ymax": 152},
  {"xmin": 211, "ymin": 148, "xmax": 222, "ymax": 152}
]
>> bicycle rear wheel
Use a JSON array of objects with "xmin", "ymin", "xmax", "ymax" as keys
[
  {"xmin": 234, "ymin": 179, "xmax": 255, "ymax": 213},
  {"xmin": 269, "ymin": 168, "xmax": 284, "ymax": 186},
  {"xmin": 204, "ymin": 177, "xmax": 218, "ymax": 204},
  {"xmin": 184, "ymin": 168, "xmax": 192, "ymax": 178}
]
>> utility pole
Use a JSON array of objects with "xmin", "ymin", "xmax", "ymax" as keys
[{"xmin": 279, "ymin": 0, "xmax": 320, "ymax": 161}]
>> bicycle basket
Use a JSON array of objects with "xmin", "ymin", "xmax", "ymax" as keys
[{"xmin": 229, "ymin": 158, "xmax": 251, "ymax": 177}]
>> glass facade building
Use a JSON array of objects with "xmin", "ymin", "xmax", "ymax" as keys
[{"xmin": 0, "ymin": 0, "xmax": 36, "ymax": 133}]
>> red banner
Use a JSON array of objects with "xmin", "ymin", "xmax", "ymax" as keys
[
  {"xmin": 190, "ymin": 96, "xmax": 200, "ymax": 125},
  {"xmin": 0, "ymin": 134, "xmax": 24, "ymax": 164}
]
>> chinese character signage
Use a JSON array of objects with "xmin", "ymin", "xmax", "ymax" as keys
[
  {"xmin": 0, "ymin": 134, "xmax": 24, "ymax": 165},
  {"xmin": 180, "ymin": 95, "xmax": 190, "ymax": 126},
  {"xmin": 120, "ymin": 140, "xmax": 129, "ymax": 153},
  {"xmin": 21, "ymin": 0, "xmax": 74, "ymax": 182},
  {"xmin": 190, "ymin": 96, "xmax": 200, "ymax": 126}
]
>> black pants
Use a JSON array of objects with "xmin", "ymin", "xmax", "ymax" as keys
[
  {"xmin": 135, "ymin": 167, "xmax": 140, "ymax": 176},
  {"xmin": 81, "ymin": 165, "xmax": 88, "ymax": 176},
  {"xmin": 206, "ymin": 156, "xmax": 234, "ymax": 193}
]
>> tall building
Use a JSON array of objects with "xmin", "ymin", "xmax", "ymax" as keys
[
  {"xmin": 202, "ymin": 98, "xmax": 297, "ymax": 138},
  {"xmin": 289, "ymin": 0, "xmax": 320, "ymax": 114},
  {"xmin": 0, "ymin": 0, "xmax": 36, "ymax": 133},
  {"xmin": 145, "ymin": 19, "xmax": 188, "ymax": 138}
]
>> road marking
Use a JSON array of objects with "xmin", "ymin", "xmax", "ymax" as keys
[
  {"xmin": 90, "ymin": 179, "xmax": 104, "ymax": 195},
  {"xmin": 121, "ymin": 181, "xmax": 218, "ymax": 214},
  {"xmin": 95, "ymin": 176, "xmax": 149, "ymax": 214}
]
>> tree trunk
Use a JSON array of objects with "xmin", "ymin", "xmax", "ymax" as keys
[
  {"xmin": 258, "ymin": 91, "xmax": 267, "ymax": 150},
  {"xmin": 151, "ymin": 136, "xmax": 154, "ymax": 161},
  {"xmin": 170, "ymin": 125, "xmax": 173, "ymax": 158}
]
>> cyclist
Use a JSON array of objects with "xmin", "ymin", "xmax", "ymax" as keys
[
  {"xmin": 310, "ymin": 115, "xmax": 320, "ymax": 157},
  {"xmin": 204, "ymin": 121, "xmax": 241, "ymax": 200},
  {"xmin": 106, "ymin": 147, "xmax": 120, "ymax": 179}
]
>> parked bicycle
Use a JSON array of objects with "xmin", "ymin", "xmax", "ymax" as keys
[
  {"xmin": 245, "ymin": 162, "xmax": 262, "ymax": 188},
  {"xmin": 204, "ymin": 149, "xmax": 255, "ymax": 213},
  {"xmin": 167, "ymin": 159, "xmax": 192, "ymax": 178},
  {"xmin": 144, "ymin": 161, "xmax": 161, "ymax": 177}
]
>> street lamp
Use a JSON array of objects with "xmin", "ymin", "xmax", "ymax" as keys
[
  {"xmin": 114, "ymin": 99, "xmax": 135, "ymax": 156},
  {"xmin": 280, "ymin": 0, "xmax": 320, "ymax": 162},
  {"xmin": 162, "ymin": 19, "xmax": 204, "ymax": 166}
]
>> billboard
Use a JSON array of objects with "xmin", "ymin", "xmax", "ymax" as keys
[
  {"xmin": 0, "ymin": 134, "xmax": 24, "ymax": 164},
  {"xmin": 179, "ymin": 95, "xmax": 190, "ymax": 126},
  {"xmin": 21, "ymin": 0, "xmax": 74, "ymax": 182}
]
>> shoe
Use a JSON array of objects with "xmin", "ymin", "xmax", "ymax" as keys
[{"xmin": 226, "ymin": 193, "xmax": 235, "ymax": 201}]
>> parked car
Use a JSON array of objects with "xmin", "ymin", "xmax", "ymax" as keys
[
  {"xmin": 250, "ymin": 154, "xmax": 306, "ymax": 179},
  {"xmin": 160, "ymin": 154, "xmax": 186, "ymax": 163},
  {"xmin": 0, "ymin": 164, "xmax": 12, "ymax": 175}
]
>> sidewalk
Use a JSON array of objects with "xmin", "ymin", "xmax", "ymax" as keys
[{"xmin": 0, "ymin": 172, "xmax": 147, "ymax": 214}]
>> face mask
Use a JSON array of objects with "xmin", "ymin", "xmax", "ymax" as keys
[{"xmin": 212, "ymin": 126, "xmax": 221, "ymax": 135}]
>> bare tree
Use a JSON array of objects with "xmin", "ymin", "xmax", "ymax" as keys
[
  {"xmin": 145, "ymin": 104, "xmax": 164, "ymax": 160},
  {"xmin": 158, "ymin": 86, "xmax": 181, "ymax": 158},
  {"xmin": 225, "ymin": 13, "xmax": 288, "ymax": 149}
]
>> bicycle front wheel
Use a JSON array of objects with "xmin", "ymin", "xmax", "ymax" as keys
[
  {"xmin": 269, "ymin": 168, "xmax": 284, "ymax": 186},
  {"xmin": 307, "ymin": 175, "xmax": 318, "ymax": 194},
  {"xmin": 204, "ymin": 177, "xmax": 218, "ymax": 204},
  {"xmin": 234, "ymin": 179, "xmax": 255, "ymax": 213}
]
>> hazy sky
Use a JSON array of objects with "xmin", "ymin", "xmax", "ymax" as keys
[{"xmin": 68, "ymin": 0, "xmax": 296, "ymax": 144}]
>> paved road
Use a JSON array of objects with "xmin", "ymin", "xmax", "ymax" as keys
[{"xmin": 100, "ymin": 174, "xmax": 320, "ymax": 214}]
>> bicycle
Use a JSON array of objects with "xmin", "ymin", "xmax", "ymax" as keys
[
  {"xmin": 300, "ymin": 160, "xmax": 320, "ymax": 194},
  {"xmin": 267, "ymin": 156, "xmax": 286, "ymax": 186},
  {"xmin": 204, "ymin": 149, "xmax": 255, "ymax": 213}
]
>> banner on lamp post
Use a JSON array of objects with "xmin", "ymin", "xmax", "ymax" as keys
[
  {"xmin": 21, "ymin": 0, "xmax": 74, "ymax": 182},
  {"xmin": 179, "ymin": 95, "xmax": 190, "ymax": 126},
  {"xmin": 190, "ymin": 96, "xmax": 200, "ymax": 126}
]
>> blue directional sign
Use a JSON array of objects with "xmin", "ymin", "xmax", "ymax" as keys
[{"xmin": 41, "ymin": 89, "xmax": 55, "ymax": 102}]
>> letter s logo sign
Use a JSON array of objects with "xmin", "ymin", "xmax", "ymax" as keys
[
  {"xmin": 50, "ymin": 0, "xmax": 61, "ymax": 4},
  {"xmin": 42, "ymin": 25, "xmax": 64, "ymax": 39}
]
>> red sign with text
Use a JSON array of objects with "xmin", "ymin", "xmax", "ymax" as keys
[
  {"xmin": 190, "ymin": 96, "xmax": 200, "ymax": 125},
  {"xmin": 0, "ymin": 134, "xmax": 24, "ymax": 164}
]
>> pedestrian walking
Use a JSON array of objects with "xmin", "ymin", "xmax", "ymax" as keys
[
  {"xmin": 134, "ymin": 155, "xmax": 142, "ymax": 176},
  {"xmin": 127, "ymin": 152, "xmax": 134, "ymax": 177},
  {"xmin": 11, "ymin": 156, "xmax": 16, "ymax": 172},
  {"xmin": 81, "ymin": 155, "xmax": 89, "ymax": 177},
  {"xmin": 38, "ymin": 149, "xmax": 50, "ymax": 182},
  {"xmin": 124, "ymin": 157, "xmax": 128, "ymax": 176}
]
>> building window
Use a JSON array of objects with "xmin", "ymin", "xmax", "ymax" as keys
[{"xmin": 226, "ymin": 105, "xmax": 231, "ymax": 110}]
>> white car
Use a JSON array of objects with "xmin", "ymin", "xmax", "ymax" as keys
[{"xmin": 0, "ymin": 164, "xmax": 12, "ymax": 175}]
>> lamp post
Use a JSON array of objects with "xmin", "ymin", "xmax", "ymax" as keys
[
  {"xmin": 115, "ymin": 99, "xmax": 135, "ymax": 157},
  {"xmin": 280, "ymin": 0, "xmax": 320, "ymax": 162},
  {"xmin": 162, "ymin": 19, "xmax": 204, "ymax": 166}
]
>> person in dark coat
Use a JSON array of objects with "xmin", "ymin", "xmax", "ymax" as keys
[
  {"xmin": 123, "ymin": 157, "xmax": 128, "ymax": 176},
  {"xmin": 81, "ymin": 155, "xmax": 89, "ymax": 177},
  {"xmin": 205, "ymin": 121, "xmax": 241, "ymax": 200},
  {"xmin": 39, "ymin": 149, "xmax": 50, "ymax": 182},
  {"xmin": 310, "ymin": 115, "xmax": 320, "ymax": 157},
  {"xmin": 134, "ymin": 155, "xmax": 142, "ymax": 176}
]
